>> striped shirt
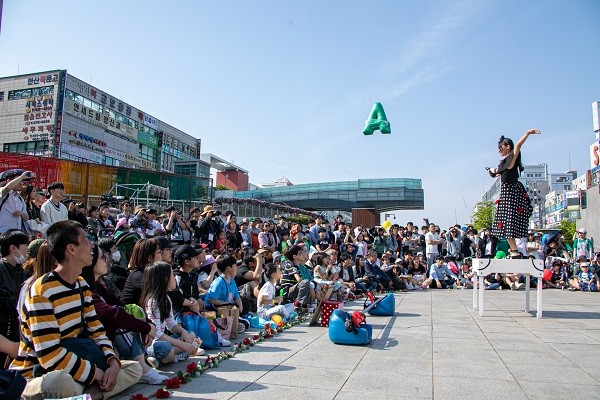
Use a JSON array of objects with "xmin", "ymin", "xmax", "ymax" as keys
[{"xmin": 10, "ymin": 271, "xmax": 118, "ymax": 385}]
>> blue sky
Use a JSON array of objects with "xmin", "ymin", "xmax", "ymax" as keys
[{"xmin": 1, "ymin": 0, "xmax": 598, "ymax": 228}]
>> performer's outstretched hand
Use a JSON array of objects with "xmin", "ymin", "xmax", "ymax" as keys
[{"xmin": 526, "ymin": 129, "xmax": 541, "ymax": 135}]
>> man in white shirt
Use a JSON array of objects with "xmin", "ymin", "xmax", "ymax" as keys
[
  {"xmin": 425, "ymin": 223, "xmax": 442, "ymax": 268},
  {"xmin": 0, "ymin": 169, "xmax": 34, "ymax": 234},
  {"xmin": 40, "ymin": 182, "xmax": 68, "ymax": 226}
]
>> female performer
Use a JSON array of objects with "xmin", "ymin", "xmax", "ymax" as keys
[{"xmin": 488, "ymin": 129, "xmax": 540, "ymax": 258}]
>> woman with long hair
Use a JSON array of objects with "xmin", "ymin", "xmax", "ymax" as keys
[
  {"xmin": 17, "ymin": 241, "xmax": 55, "ymax": 321},
  {"xmin": 353, "ymin": 232, "xmax": 368, "ymax": 258},
  {"xmin": 21, "ymin": 184, "xmax": 40, "ymax": 223},
  {"xmin": 488, "ymin": 130, "xmax": 540, "ymax": 258},
  {"xmin": 80, "ymin": 246, "xmax": 167, "ymax": 384},
  {"xmin": 120, "ymin": 238, "xmax": 161, "ymax": 305},
  {"xmin": 225, "ymin": 220, "xmax": 243, "ymax": 251},
  {"xmin": 140, "ymin": 262, "xmax": 198, "ymax": 367}
]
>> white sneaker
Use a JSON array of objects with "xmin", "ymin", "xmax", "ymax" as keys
[
  {"xmin": 217, "ymin": 332, "xmax": 231, "ymax": 347},
  {"xmin": 406, "ymin": 283, "xmax": 414, "ymax": 290},
  {"xmin": 196, "ymin": 347, "xmax": 205, "ymax": 356},
  {"xmin": 140, "ymin": 368, "xmax": 168, "ymax": 385},
  {"xmin": 516, "ymin": 283, "xmax": 525, "ymax": 290},
  {"xmin": 510, "ymin": 282, "xmax": 517, "ymax": 290}
]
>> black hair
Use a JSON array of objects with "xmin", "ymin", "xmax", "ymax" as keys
[
  {"xmin": 315, "ymin": 252, "xmax": 327, "ymax": 266},
  {"xmin": 88, "ymin": 206, "xmax": 98, "ymax": 217},
  {"xmin": 307, "ymin": 219, "xmax": 315, "ymax": 224},
  {"xmin": 140, "ymin": 262, "xmax": 173, "ymax": 323},
  {"xmin": 97, "ymin": 237, "xmax": 115, "ymax": 253},
  {"xmin": 47, "ymin": 181, "xmax": 64, "ymax": 191},
  {"xmin": 318, "ymin": 228, "xmax": 326, "ymax": 233},
  {"xmin": 242, "ymin": 248, "xmax": 257, "ymax": 265},
  {"xmin": 46, "ymin": 221, "xmax": 85, "ymax": 262},
  {"xmin": 216, "ymin": 254, "xmax": 236, "ymax": 272},
  {"xmin": 0, "ymin": 229, "xmax": 30, "ymax": 257},
  {"xmin": 498, "ymin": 135, "xmax": 524, "ymax": 173},
  {"xmin": 435, "ymin": 255, "xmax": 445, "ymax": 261},
  {"xmin": 339, "ymin": 253, "xmax": 352, "ymax": 264},
  {"xmin": 285, "ymin": 244, "xmax": 303, "ymax": 261},
  {"xmin": 264, "ymin": 262, "xmax": 279, "ymax": 279}
]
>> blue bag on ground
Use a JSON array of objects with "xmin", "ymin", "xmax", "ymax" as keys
[
  {"xmin": 245, "ymin": 314, "xmax": 277, "ymax": 329},
  {"xmin": 328, "ymin": 310, "xmax": 372, "ymax": 345},
  {"xmin": 181, "ymin": 312, "xmax": 220, "ymax": 349},
  {"xmin": 368, "ymin": 293, "xmax": 395, "ymax": 316}
]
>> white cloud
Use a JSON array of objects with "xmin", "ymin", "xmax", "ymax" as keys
[{"xmin": 381, "ymin": 0, "xmax": 486, "ymax": 99}]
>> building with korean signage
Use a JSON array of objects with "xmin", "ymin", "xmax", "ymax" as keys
[{"xmin": 0, "ymin": 70, "xmax": 208, "ymax": 175}]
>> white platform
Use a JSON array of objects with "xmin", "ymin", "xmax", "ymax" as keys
[{"xmin": 472, "ymin": 258, "xmax": 545, "ymax": 318}]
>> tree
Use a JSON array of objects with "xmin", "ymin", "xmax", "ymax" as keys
[
  {"xmin": 214, "ymin": 184, "xmax": 231, "ymax": 191},
  {"xmin": 471, "ymin": 201, "xmax": 495, "ymax": 231},
  {"xmin": 557, "ymin": 219, "xmax": 577, "ymax": 247}
]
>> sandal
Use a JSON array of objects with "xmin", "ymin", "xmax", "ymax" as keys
[{"xmin": 509, "ymin": 249, "xmax": 522, "ymax": 259}]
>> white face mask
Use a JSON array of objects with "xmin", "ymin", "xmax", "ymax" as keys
[
  {"xmin": 13, "ymin": 249, "xmax": 27, "ymax": 265},
  {"xmin": 112, "ymin": 251, "xmax": 121, "ymax": 263}
]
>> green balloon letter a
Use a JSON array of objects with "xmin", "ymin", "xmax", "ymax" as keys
[{"xmin": 363, "ymin": 102, "xmax": 391, "ymax": 135}]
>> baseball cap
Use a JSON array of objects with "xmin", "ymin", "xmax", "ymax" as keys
[
  {"xmin": 28, "ymin": 239, "xmax": 46, "ymax": 259},
  {"xmin": 578, "ymin": 228, "xmax": 587, "ymax": 234},
  {"xmin": 0, "ymin": 169, "xmax": 35, "ymax": 183},
  {"xmin": 156, "ymin": 236, "xmax": 177, "ymax": 250},
  {"xmin": 174, "ymin": 244, "xmax": 201, "ymax": 262}
]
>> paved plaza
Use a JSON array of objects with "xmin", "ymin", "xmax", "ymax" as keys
[{"xmin": 115, "ymin": 289, "xmax": 600, "ymax": 400}]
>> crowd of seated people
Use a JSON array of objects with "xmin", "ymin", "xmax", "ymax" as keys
[{"xmin": 0, "ymin": 172, "xmax": 597, "ymax": 398}]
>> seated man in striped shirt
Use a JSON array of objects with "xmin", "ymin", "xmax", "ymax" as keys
[{"xmin": 11, "ymin": 220, "xmax": 142, "ymax": 399}]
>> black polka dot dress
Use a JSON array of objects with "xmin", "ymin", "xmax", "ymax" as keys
[
  {"xmin": 491, "ymin": 181, "xmax": 533, "ymax": 239},
  {"xmin": 490, "ymin": 151, "xmax": 533, "ymax": 239}
]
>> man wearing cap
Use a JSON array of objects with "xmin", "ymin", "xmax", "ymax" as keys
[
  {"xmin": 163, "ymin": 206, "xmax": 185, "ymax": 244},
  {"xmin": 169, "ymin": 245, "xmax": 205, "ymax": 316},
  {"xmin": 573, "ymin": 229, "xmax": 594, "ymax": 262},
  {"xmin": 40, "ymin": 182, "xmax": 69, "ymax": 226},
  {"xmin": 195, "ymin": 206, "xmax": 221, "ymax": 249},
  {"xmin": 0, "ymin": 170, "xmax": 34, "ymax": 234},
  {"xmin": 129, "ymin": 206, "xmax": 152, "ymax": 237},
  {"xmin": 155, "ymin": 236, "xmax": 176, "ymax": 265},
  {"xmin": 145, "ymin": 209, "xmax": 165, "ymax": 238}
]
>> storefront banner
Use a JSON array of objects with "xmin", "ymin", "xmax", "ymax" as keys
[
  {"xmin": 61, "ymin": 143, "xmax": 103, "ymax": 164},
  {"xmin": 105, "ymin": 147, "xmax": 125, "ymax": 161},
  {"xmin": 137, "ymin": 131, "xmax": 158, "ymax": 149},
  {"xmin": 64, "ymin": 98, "xmax": 136, "ymax": 141}
]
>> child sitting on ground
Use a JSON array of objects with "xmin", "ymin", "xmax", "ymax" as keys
[
  {"xmin": 142, "ymin": 262, "xmax": 199, "ymax": 367},
  {"xmin": 457, "ymin": 262, "xmax": 474, "ymax": 289},
  {"xmin": 257, "ymin": 263, "xmax": 295, "ymax": 318},
  {"xmin": 575, "ymin": 262, "xmax": 597, "ymax": 292}
]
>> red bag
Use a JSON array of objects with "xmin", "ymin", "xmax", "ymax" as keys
[{"xmin": 320, "ymin": 300, "xmax": 344, "ymax": 327}]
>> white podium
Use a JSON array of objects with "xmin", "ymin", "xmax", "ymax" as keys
[{"xmin": 472, "ymin": 258, "xmax": 544, "ymax": 318}]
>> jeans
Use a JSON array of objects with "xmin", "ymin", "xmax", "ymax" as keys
[
  {"xmin": 33, "ymin": 337, "xmax": 108, "ymax": 377},
  {"xmin": 148, "ymin": 341, "xmax": 173, "ymax": 362},
  {"xmin": 485, "ymin": 282, "xmax": 500, "ymax": 290},
  {"xmin": 113, "ymin": 333, "xmax": 146, "ymax": 360}
]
